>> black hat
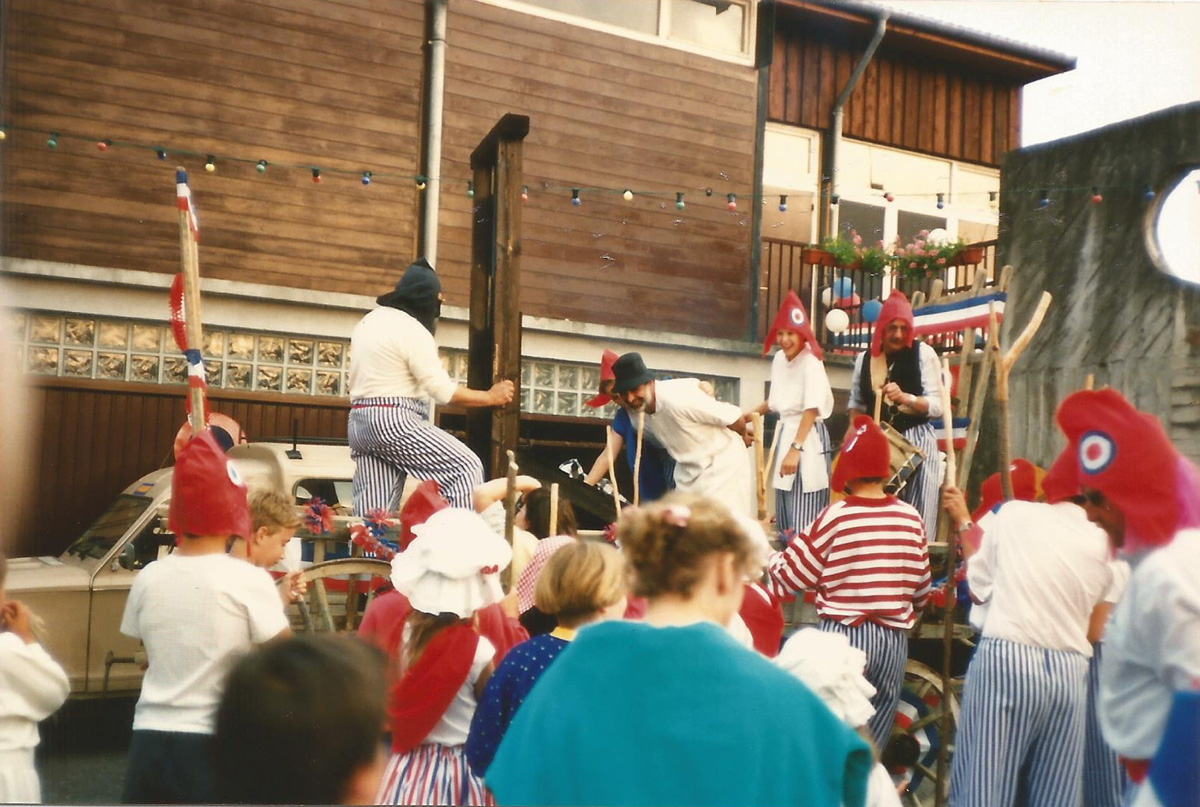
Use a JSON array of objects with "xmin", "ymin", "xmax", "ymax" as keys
[
  {"xmin": 611, "ymin": 352, "xmax": 655, "ymax": 394},
  {"xmin": 376, "ymin": 258, "xmax": 441, "ymax": 333}
]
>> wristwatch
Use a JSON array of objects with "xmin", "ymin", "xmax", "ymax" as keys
[{"xmin": 790, "ymin": 441, "xmax": 803, "ymax": 451}]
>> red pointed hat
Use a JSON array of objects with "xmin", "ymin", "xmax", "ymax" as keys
[
  {"xmin": 763, "ymin": 291, "xmax": 823, "ymax": 360},
  {"xmin": 398, "ymin": 479, "xmax": 450, "ymax": 551},
  {"xmin": 169, "ymin": 429, "xmax": 251, "ymax": 539},
  {"xmin": 584, "ymin": 349, "xmax": 621, "ymax": 408},
  {"xmin": 832, "ymin": 416, "xmax": 891, "ymax": 492},
  {"xmin": 870, "ymin": 290, "xmax": 915, "ymax": 357},
  {"xmin": 971, "ymin": 459, "xmax": 1043, "ymax": 521},
  {"xmin": 1042, "ymin": 389, "xmax": 1183, "ymax": 549}
]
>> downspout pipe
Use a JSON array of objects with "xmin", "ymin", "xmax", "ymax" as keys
[
  {"xmin": 419, "ymin": 0, "xmax": 448, "ymax": 265},
  {"xmin": 821, "ymin": 11, "xmax": 888, "ymax": 240}
]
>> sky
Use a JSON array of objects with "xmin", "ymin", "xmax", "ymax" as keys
[{"xmin": 871, "ymin": 0, "xmax": 1200, "ymax": 145}]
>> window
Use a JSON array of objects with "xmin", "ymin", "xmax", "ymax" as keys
[
  {"xmin": 485, "ymin": 0, "xmax": 754, "ymax": 61},
  {"xmin": 897, "ymin": 211, "xmax": 947, "ymax": 245},
  {"xmin": 838, "ymin": 201, "xmax": 886, "ymax": 247}
]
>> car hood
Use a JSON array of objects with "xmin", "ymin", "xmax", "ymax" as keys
[{"xmin": 5, "ymin": 556, "xmax": 93, "ymax": 594}]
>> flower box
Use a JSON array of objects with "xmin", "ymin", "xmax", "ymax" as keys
[{"xmin": 801, "ymin": 247, "xmax": 837, "ymax": 267}]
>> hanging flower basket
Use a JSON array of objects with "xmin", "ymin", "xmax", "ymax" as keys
[
  {"xmin": 801, "ymin": 247, "xmax": 837, "ymax": 267},
  {"xmin": 953, "ymin": 246, "xmax": 985, "ymax": 266}
]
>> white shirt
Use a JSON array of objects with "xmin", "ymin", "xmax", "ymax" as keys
[
  {"xmin": 423, "ymin": 633, "xmax": 495, "ymax": 746},
  {"xmin": 0, "ymin": 633, "xmax": 69, "ymax": 752},
  {"xmin": 120, "ymin": 553, "xmax": 290, "ymax": 734},
  {"xmin": 846, "ymin": 342, "xmax": 945, "ymax": 419},
  {"xmin": 348, "ymin": 307, "xmax": 458, "ymax": 404},
  {"xmin": 1100, "ymin": 531, "xmax": 1200, "ymax": 759},
  {"xmin": 767, "ymin": 347, "xmax": 834, "ymax": 491},
  {"xmin": 966, "ymin": 501, "xmax": 1112, "ymax": 656}
]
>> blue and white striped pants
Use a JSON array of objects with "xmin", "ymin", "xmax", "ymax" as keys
[
  {"xmin": 774, "ymin": 421, "xmax": 832, "ymax": 536},
  {"xmin": 1084, "ymin": 642, "xmax": 1127, "ymax": 807},
  {"xmin": 899, "ymin": 422, "xmax": 941, "ymax": 544},
  {"xmin": 349, "ymin": 397, "xmax": 484, "ymax": 513},
  {"xmin": 820, "ymin": 619, "xmax": 909, "ymax": 748},
  {"xmin": 949, "ymin": 637, "xmax": 1089, "ymax": 807}
]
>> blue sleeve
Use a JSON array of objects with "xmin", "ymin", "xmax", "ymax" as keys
[{"xmin": 466, "ymin": 648, "xmax": 538, "ymax": 776}]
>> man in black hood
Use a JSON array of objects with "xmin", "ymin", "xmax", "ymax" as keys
[{"xmin": 347, "ymin": 258, "xmax": 514, "ymax": 512}]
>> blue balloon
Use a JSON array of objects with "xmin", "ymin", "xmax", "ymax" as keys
[
  {"xmin": 832, "ymin": 277, "xmax": 855, "ymax": 298},
  {"xmin": 862, "ymin": 299, "xmax": 883, "ymax": 323}
]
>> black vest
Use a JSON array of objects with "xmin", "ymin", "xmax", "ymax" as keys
[{"xmin": 856, "ymin": 343, "xmax": 928, "ymax": 433}]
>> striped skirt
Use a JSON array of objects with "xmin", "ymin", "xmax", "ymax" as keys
[
  {"xmin": 375, "ymin": 743, "xmax": 494, "ymax": 806},
  {"xmin": 349, "ymin": 396, "xmax": 484, "ymax": 513},
  {"xmin": 898, "ymin": 421, "xmax": 940, "ymax": 544},
  {"xmin": 774, "ymin": 421, "xmax": 832, "ymax": 536},
  {"xmin": 949, "ymin": 637, "xmax": 1088, "ymax": 807},
  {"xmin": 819, "ymin": 619, "xmax": 909, "ymax": 749}
]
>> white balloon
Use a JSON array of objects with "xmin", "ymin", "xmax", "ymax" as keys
[
  {"xmin": 925, "ymin": 228, "xmax": 950, "ymax": 245},
  {"xmin": 820, "ymin": 287, "xmax": 835, "ymax": 307},
  {"xmin": 825, "ymin": 308, "xmax": 850, "ymax": 334}
]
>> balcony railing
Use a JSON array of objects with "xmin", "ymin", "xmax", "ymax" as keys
[{"xmin": 758, "ymin": 238, "xmax": 999, "ymax": 355}]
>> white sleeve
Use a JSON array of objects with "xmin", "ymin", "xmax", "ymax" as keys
[
  {"xmin": 800, "ymin": 355, "xmax": 834, "ymax": 417},
  {"xmin": 0, "ymin": 635, "xmax": 70, "ymax": 719},
  {"xmin": 846, "ymin": 352, "xmax": 867, "ymax": 412},
  {"xmin": 666, "ymin": 382, "xmax": 743, "ymax": 427},
  {"xmin": 965, "ymin": 513, "xmax": 998, "ymax": 604},
  {"xmin": 471, "ymin": 636, "xmax": 497, "ymax": 684},
  {"xmin": 240, "ymin": 568, "xmax": 291, "ymax": 643},
  {"xmin": 405, "ymin": 327, "xmax": 459, "ymax": 405},
  {"xmin": 918, "ymin": 343, "xmax": 944, "ymax": 419},
  {"xmin": 119, "ymin": 573, "xmax": 145, "ymax": 639},
  {"xmin": 1103, "ymin": 560, "xmax": 1131, "ymax": 604}
]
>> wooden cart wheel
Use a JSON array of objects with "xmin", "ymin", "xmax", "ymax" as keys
[
  {"xmin": 289, "ymin": 558, "xmax": 392, "ymax": 633},
  {"xmin": 888, "ymin": 659, "xmax": 961, "ymax": 807}
]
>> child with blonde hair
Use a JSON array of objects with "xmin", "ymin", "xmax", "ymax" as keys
[{"xmin": 231, "ymin": 489, "xmax": 306, "ymax": 604}]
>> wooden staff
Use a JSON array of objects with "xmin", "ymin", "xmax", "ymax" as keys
[
  {"xmin": 549, "ymin": 483, "xmax": 560, "ymax": 537},
  {"xmin": 176, "ymin": 168, "xmax": 206, "ymax": 434},
  {"xmin": 996, "ymin": 291, "xmax": 1053, "ymax": 501},
  {"xmin": 633, "ymin": 410, "xmax": 645, "ymax": 507},
  {"xmin": 763, "ymin": 424, "xmax": 781, "ymax": 496},
  {"xmin": 1084, "ymin": 373, "xmax": 1095, "ymax": 391},
  {"xmin": 934, "ymin": 356, "xmax": 960, "ymax": 807},
  {"xmin": 502, "ymin": 450, "xmax": 518, "ymax": 592},
  {"xmin": 605, "ymin": 426, "xmax": 622, "ymax": 517},
  {"xmin": 751, "ymin": 412, "xmax": 766, "ymax": 520},
  {"xmin": 955, "ymin": 306, "xmax": 1001, "ymax": 489},
  {"xmin": 937, "ymin": 358, "xmax": 957, "ymax": 487}
]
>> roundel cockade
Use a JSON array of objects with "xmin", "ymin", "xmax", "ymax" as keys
[
  {"xmin": 789, "ymin": 308, "xmax": 806, "ymax": 327},
  {"xmin": 1078, "ymin": 430, "xmax": 1116, "ymax": 475},
  {"xmin": 226, "ymin": 460, "xmax": 246, "ymax": 488}
]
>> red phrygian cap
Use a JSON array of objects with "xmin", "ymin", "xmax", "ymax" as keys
[
  {"xmin": 584, "ymin": 349, "xmax": 621, "ymax": 408},
  {"xmin": 831, "ymin": 416, "xmax": 891, "ymax": 492},
  {"xmin": 871, "ymin": 290, "xmax": 915, "ymax": 357},
  {"xmin": 398, "ymin": 479, "xmax": 450, "ymax": 551},
  {"xmin": 971, "ymin": 458, "xmax": 1044, "ymax": 522},
  {"xmin": 168, "ymin": 429, "xmax": 251, "ymax": 539},
  {"xmin": 762, "ymin": 291, "xmax": 823, "ymax": 360}
]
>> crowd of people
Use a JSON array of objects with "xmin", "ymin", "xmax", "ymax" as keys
[{"xmin": 0, "ymin": 256, "xmax": 1195, "ymax": 806}]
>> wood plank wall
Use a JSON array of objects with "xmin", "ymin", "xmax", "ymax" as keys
[
  {"xmin": 15, "ymin": 378, "xmax": 350, "ymax": 559},
  {"xmin": 1, "ymin": 0, "xmax": 425, "ymax": 298},
  {"xmin": 769, "ymin": 24, "xmax": 1021, "ymax": 167},
  {"xmin": 437, "ymin": 1, "xmax": 760, "ymax": 340}
]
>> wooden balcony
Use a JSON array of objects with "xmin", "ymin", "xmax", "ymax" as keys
[{"xmin": 758, "ymin": 238, "xmax": 999, "ymax": 354}]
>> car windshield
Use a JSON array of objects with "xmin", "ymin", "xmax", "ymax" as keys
[{"xmin": 64, "ymin": 495, "xmax": 154, "ymax": 560}]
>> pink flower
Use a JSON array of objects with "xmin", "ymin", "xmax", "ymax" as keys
[
  {"xmin": 918, "ymin": 229, "xmax": 930, "ymax": 238},
  {"xmin": 937, "ymin": 257, "xmax": 947, "ymax": 265},
  {"xmin": 909, "ymin": 261, "xmax": 917, "ymax": 269},
  {"xmin": 852, "ymin": 234, "xmax": 862, "ymax": 245}
]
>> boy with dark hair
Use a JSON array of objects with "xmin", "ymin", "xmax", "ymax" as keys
[
  {"xmin": 120, "ymin": 431, "xmax": 290, "ymax": 804},
  {"xmin": 214, "ymin": 635, "xmax": 387, "ymax": 805}
]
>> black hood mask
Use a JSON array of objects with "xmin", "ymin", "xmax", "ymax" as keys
[{"xmin": 376, "ymin": 257, "xmax": 442, "ymax": 335}]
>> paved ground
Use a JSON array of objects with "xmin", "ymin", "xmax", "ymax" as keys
[{"xmin": 37, "ymin": 697, "xmax": 135, "ymax": 804}]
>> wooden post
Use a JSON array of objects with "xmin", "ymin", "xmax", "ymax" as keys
[
  {"xmin": 502, "ymin": 450, "xmax": 518, "ymax": 592},
  {"xmin": 752, "ymin": 412, "xmax": 766, "ymax": 520},
  {"xmin": 1084, "ymin": 373, "xmax": 1095, "ymax": 391},
  {"xmin": 956, "ymin": 306, "xmax": 1001, "ymax": 489},
  {"xmin": 996, "ymin": 292, "xmax": 1053, "ymax": 501},
  {"xmin": 549, "ymin": 483, "xmax": 559, "ymax": 537},
  {"xmin": 763, "ymin": 426, "xmax": 781, "ymax": 502},
  {"xmin": 467, "ymin": 114, "xmax": 530, "ymax": 480},
  {"xmin": 633, "ymin": 410, "xmax": 645, "ymax": 507},
  {"xmin": 175, "ymin": 168, "xmax": 206, "ymax": 434},
  {"xmin": 605, "ymin": 427, "xmax": 622, "ymax": 517}
]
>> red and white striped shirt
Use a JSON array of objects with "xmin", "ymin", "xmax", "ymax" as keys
[{"xmin": 767, "ymin": 495, "xmax": 931, "ymax": 630}]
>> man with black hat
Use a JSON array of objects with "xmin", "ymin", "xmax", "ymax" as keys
[
  {"xmin": 349, "ymin": 258, "xmax": 514, "ymax": 513},
  {"xmin": 610, "ymin": 352, "xmax": 754, "ymax": 517}
]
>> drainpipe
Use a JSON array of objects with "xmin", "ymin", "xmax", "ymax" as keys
[
  {"xmin": 419, "ymin": 0, "xmax": 448, "ymax": 265},
  {"xmin": 820, "ymin": 11, "xmax": 888, "ymax": 240}
]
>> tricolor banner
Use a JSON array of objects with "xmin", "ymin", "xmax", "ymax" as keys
[
  {"xmin": 934, "ymin": 417, "xmax": 970, "ymax": 452},
  {"xmin": 176, "ymin": 169, "xmax": 200, "ymax": 241},
  {"xmin": 913, "ymin": 292, "xmax": 1006, "ymax": 337}
]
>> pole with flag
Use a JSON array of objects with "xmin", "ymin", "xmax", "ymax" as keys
[{"xmin": 173, "ymin": 168, "xmax": 208, "ymax": 435}]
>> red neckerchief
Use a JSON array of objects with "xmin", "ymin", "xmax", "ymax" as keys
[{"xmin": 388, "ymin": 620, "xmax": 479, "ymax": 754}]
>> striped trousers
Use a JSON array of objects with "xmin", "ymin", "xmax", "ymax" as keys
[
  {"xmin": 775, "ymin": 421, "xmax": 832, "ymax": 536},
  {"xmin": 1084, "ymin": 643, "xmax": 1127, "ymax": 807},
  {"xmin": 949, "ymin": 637, "xmax": 1089, "ymax": 807},
  {"xmin": 899, "ymin": 422, "xmax": 940, "ymax": 544},
  {"xmin": 820, "ymin": 619, "xmax": 909, "ymax": 748},
  {"xmin": 349, "ymin": 397, "xmax": 483, "ymax": 513}
]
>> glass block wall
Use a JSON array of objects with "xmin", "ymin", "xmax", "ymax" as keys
[{"xmin": 7, "ymin": 311, "xmax": 739, "ymax": 416}]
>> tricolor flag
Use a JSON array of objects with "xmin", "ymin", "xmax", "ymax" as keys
[
  {"xmin": 176, "ymin": 169, "xmax": 200, "ymax": 241},
  {"xmin": 913, "ymin": 291, "xmax": 1005, "ymax": 337},
  {"xmin": 934, "ymin": 417, "xmax": 970, "ymax": 452}
]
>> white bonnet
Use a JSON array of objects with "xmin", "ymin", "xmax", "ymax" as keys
[
  {"xmin": 390, "ymin": 508, "xmax": 513, "ymax": 618},
  {"xmin": 774, "ymin": 628, "xmax": 878, "ymax": 729}
]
